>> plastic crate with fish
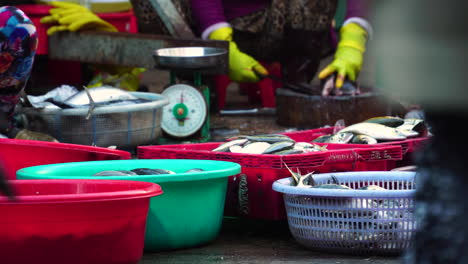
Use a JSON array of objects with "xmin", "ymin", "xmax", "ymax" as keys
[
  {"xmin": 19, "ymin": 87, "xmax": 169, "ymax": 149},
  {"xmin": 273, "ymin": 171, "xmax": 416, "ymax": 255},
  {"xmin": 137, "ymin": 136, "xmax": 402, "ymax": 220},
  {"xmin": 282, "ymin": 117, "xmax": 431, "ymax": 168}
]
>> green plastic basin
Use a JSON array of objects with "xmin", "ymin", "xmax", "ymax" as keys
[{"xmin": 17, "ymin": 159, "xmax": 241, "ymax": 252}]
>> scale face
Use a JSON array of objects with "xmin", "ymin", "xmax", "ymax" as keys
[{"xmin": 161, "ymin": 83, "xmax": 207, "ymax": 138}]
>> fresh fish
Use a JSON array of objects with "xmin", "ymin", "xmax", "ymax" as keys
[
  {"xmin": 321, "ymin": 75, "xmax": 360, "ymax": 96},
  {"xmin": 295, "ymin": 171, "xmax": 315, "ymax": 188},
  {"xmin": 339, "ymin": 122, "xmax": 407, "ymax": 141},
  {"xmin": 93, "ymin": 170, "xmax": 136, "ymax": 176},
  {"xmin": 293, "ymin": 142, "xmax": 327, "ymax": 152},
  {"xmin": 232, "ymin": 134, "xmax": 295, "ymax": 143},
  {"xmin": 325, "ymin": 132, "xmax": 355, "ymax": 143},
  {"xmin": 130, "ymin": 168, "xmax": 176, "ymax": 175},
  {"xmin": 396, "ymin": 129, "xmax": 420, "ymax": 138},
  {"xmin": 65, "ymin": 86, "xmax": 141, "ymax": 106},
  {"xmin": 351, "ymin": 134, "xmax": 378, "ymax": 144},
  {"xmin": 212, "ymin": 138, "xmax": 248, "ymax": 152},
  {"xmin": 273, "ymin": 148, "xmax": 304, "ymax": 155},
  {"xmin": 293, "ymin": 142, "xmax": 315, "ymax": 150},
  {"xmin": 229, "ymin": 145, "xmax": 244, "ymax": 153},
  {"xmin": 359, "ymin": 185, "xmax": 387, "ymax": 190},
  {"xmin": 364, "ymin": 116, "xmax": 405, "ymax": 127},
  {"xmin": 283, "ymin": 162, "xmax": 316, "ymax": 187},
  {"xmin": 239, "ymin": 142, "xmax": 271, "ymax": 154},
  {"xmin": 312, "ymin": 134, "xmax": 333, "ymax": 143},
  {"xmin": 262, "ymin": 141, "xmax": 295, "ymax": 154},
  {"xmin": 312, "ymin": 184, "xmax": 352, "ymax": 190},
  {"xmin": 397, "ymin": 118, "xmax": 427, "ymax": 135},
  {"xmin": 184, "ymin": 168, "xmax": 205, "ymax": 173},
  {"xmin": 313, "ymin": 175, "xmax": 351, "ymax": 189}
]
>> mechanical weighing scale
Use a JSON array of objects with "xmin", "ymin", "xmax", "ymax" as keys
[{"xmin": 153, "ymin": 47, "xmax": 227, "ymax": 143}]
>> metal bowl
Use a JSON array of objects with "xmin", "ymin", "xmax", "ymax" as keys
[{"xmin": 153, "ymin": 47, "xmax": 227, "ymax": 70}]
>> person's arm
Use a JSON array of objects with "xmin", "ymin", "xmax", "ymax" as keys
[
  {"xmin": 190, "ymin": 0, "xmax": 230, "ymax": 39},
  {"xmin": 319, "ymin": 0, "xmax": 371, "ymax": 90},
  {"xmin": 190, "ymin": 0, "xmax": 268, "ymax": 82}
]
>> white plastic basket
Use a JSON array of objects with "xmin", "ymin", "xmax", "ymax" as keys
[
  {"xmin": 272, "ymin": 171, "xmax": 416, "ymax": 255},
  {"xmin": 19, "ymin": 92, "xmax": 169, "ymax": 149}
]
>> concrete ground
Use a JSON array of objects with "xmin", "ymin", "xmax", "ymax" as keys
[{"xmin": 140, "ymin": 218, "xmax": 403, "ymax": 264}]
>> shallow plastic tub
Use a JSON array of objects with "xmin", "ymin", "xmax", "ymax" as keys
[
  {"xmin": 0, "ymin": 138, "xmax": 131, "ymax": 180},
  {"xmin": 17, "ymin": 159, "xmax": 241, "ymax": 252},
  {"xmin": 0, "ymin": 179, "xmax": 162, "ymax": 264}
]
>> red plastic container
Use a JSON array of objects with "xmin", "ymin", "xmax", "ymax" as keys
[
  {"xmin": 282, "ymin": 127, "xmax": 431, "ymax": 168},
  {"xmin": 0, "ymin": 179, "xmax": 163, "ymax": 264},
  {"xmin": 0, "ymin": 138, "xmax": 131, "ymax": 180},
  {"xmin": 138, "ymin": 142, "xmax": 402, "ymax": 220}
]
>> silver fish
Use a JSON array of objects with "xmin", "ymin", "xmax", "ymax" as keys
[
  {"xmin": 359, "ymin": 185, "xmax": 387, "ymax": 190},
  {"xmin": 239, "ymin": 142, "xmax": 271, "ymax": 154},
  {"xmin": 65, "ymin": 86, "xmax": 140, "ymax": 106},
  {"xmin": 364, "ymin": 116, "xmax": 405, "ymax": 127},
  {"xmin": 93, "ymin": 170, "xmax": 137, "ymax": 176},
  {"xmin": 212, "ymin": 138, "xmax": 248, "ymax": 152},
  {"xmin": 229, "ymin": 145, "xmax": 244, "ymax": 153},
  {"xmin": 130, "ymin": 168, "xmax": 176, "ymax": 175},
  {"xmin": 184, "ymin": 168, "xmax": 205, "ymax": 173},
  {"xmin": 234, "ymin": 134, "xmax": 295, "ymax": 143},
  {"xmin": 312, "ymin": 134, "xmax": 333, "ymax": 143},
  {"xmin": 273, "ymin": 148, "xmax": 304, "ymax": 155},
  {"xmin": 326, "ymin": 132, "xmax": 355, "ymax": 143},
  {"xmin": 339, "ymin": 122, "xmax": 407, "ymax": 141},
  {"xmin": 397, "ymin": 118, "xmax": 426, "ymax": 135},
  {"xmin": 351, "ymin": 134, "xmax": 378, "ymax": 144},
  {"xmin": 262, "ymin": 141, "xmax": 295, "ymax": 154}
]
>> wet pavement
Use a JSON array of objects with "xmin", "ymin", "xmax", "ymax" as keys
[{"xmin": 140, "ymin": 218, "xmax": 403, "ymax": 264}]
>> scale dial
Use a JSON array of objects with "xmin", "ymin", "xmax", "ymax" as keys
[{"xmin": 161, "ymin": 84, "xmax": 207, "ymax": 138}]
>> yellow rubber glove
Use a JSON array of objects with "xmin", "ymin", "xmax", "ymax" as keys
[
  {"xmin": 319, "ymin": 23, "xmax": 368, "ymax": 88},
  {"xmin": 208, "ymin": 27, "xmax": 268, "ymax": 83},
  {"xmin": 40, "ymin": 1, "xmax": 117, "ymax": 35}
]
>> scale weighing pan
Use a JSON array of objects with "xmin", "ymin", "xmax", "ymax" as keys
[{"xmin": 153, "ymin": 47, "xmax": 227, "ymax": 71}]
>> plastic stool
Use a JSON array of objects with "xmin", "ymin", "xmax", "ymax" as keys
[{"xmin": 214, "ymin": 62, "xmax": 282, "ymax": 110}]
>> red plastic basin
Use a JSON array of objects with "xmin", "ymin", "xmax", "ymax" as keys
[
  {"xmin": 0, "ymin": 138, "xmax": 131, "ymax": 180},
  {"xmin": 0, "ymin": 179, "xmax": 163, "ymax": 264}
]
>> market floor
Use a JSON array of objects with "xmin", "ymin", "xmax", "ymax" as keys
[{"xmin": 140, "ymin": 218, "xmax": 403, "ymax": 264}]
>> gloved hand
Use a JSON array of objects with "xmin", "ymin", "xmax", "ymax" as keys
[
  {"xmin": 208, "ymin": 27, "xmax": 268, "ymax": 83},
  {"xmin": 318, "ymin": 23, "xmax": 368, "ymax": 89},
  {"xmin": 14, "ymin": 129, "xmax": 59, "ymax": 142},
  {"xmin": 40, "ymin": 1, "xmax": 117, "ymax": 35}
]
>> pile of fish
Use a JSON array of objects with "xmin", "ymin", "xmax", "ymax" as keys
[
  {"xmin": 313, "ymin": 116, "xmax": 428, "ymax": 144},
  {"xmin": 27, "ymin": 86, "xmax": 152, "ymax": 119},
  {"xmin": 93, "ymin": 167, "xmax": 204, "ymax": 176},
  {"xmin": 212, "ymin": 134, "xmax": 327, "ymax": 155}
]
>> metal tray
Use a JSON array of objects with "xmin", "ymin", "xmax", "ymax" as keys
[{"xmin": 153, "ymin": 47, "xmax": 227, "ymax": 70}]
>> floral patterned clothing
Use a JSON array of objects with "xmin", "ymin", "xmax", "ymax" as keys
[{"xmin": 0, "ymin": 6, "xmax": 37, "ymax": 132}]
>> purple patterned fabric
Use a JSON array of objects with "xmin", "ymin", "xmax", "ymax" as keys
[
  {"xmin": 0, "ymin": 6, "xmax": 37, "ymax": 129},
  {"xmin": 190, "ymin": 0, "xmax": 368, "ymax": 34}
]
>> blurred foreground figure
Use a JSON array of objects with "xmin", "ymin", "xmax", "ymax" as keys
[
  {"xmin": 0, "ymin": 6, "xmax": 57, "ymax": 141},
  {"xmin": 373, "ymin": 1, "xmax": 468, "ymax": 263}
]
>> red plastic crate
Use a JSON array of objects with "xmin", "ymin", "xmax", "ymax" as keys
[
  {"xmin": 282, "ymin": 127, "xmax": 431, "ymax": 168},
  {"xmin": 0, "ymin": 139, "xmax": 131, "ymax": 180},
  {"xmin": 138, "ymin": 142, "xmax": 402, "ymax": 220}
]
